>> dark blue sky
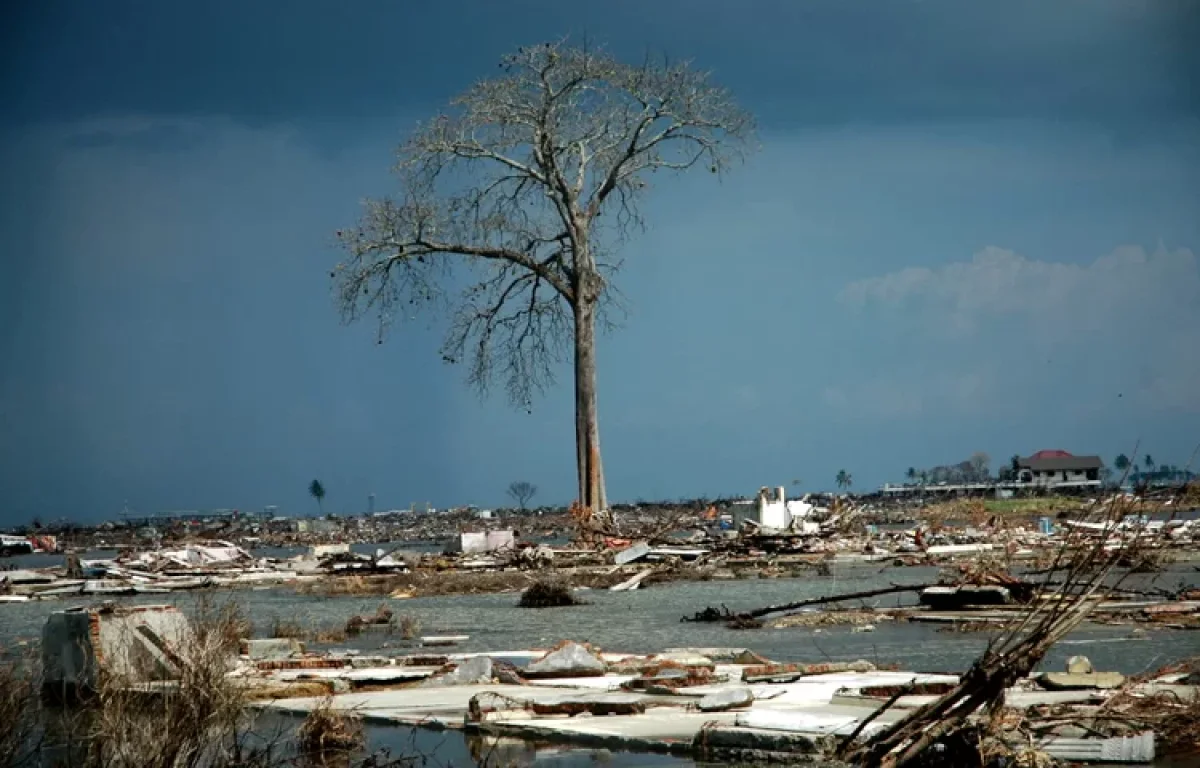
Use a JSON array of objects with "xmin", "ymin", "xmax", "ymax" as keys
[{"xmin": 2, "ymin": 1, "xmax": 1198, "ymax": 522}]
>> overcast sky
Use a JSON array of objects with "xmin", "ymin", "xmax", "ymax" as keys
[{"xmin": 2, "ymin": 1, "xmax": 1198, "ymax": 523}]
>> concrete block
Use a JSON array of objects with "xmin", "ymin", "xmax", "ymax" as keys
[
  {"xmin": 525, "ymin": 642, "xmax": 606, "ymax": 678},
  {"xmin": 422, "ymin": 656, "xmax": 494, "ymax": 687},
  {"xmin": 698, "ymin": 687, "xmax": 754, "ymax": 712},
  {"xmin": 42, "ymin": 604, "xmax": 193, "ymax": 694},
  {"xmin": 450, "ymin": 531, "xmax": 516, "ymax": 554},
  {"xmin": 1066, "ymin": 655, "xmax": 1094, "ymax": 674},
  {"xmin": 486, "ymin": 530, "xmax": 515, "ymax": 552},
  {"xmin": 242, "ymin": 638, "xmax": 303, "ymax": 660},
  {"xmin": 1038, "ymin": 671, "xmax": 1125, "ymax": 690}
]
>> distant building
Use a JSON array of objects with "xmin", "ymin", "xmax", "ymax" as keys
[{"xmin": 1016, "ymin": 450, "xmax": 1102, "ymax": 489}]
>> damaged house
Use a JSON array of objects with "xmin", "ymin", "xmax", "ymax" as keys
[{"xmin": 1016, "ymin": 450, "xmax": 1103, "ymax": 489}]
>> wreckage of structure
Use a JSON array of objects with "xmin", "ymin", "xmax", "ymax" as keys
[{"xmin": 38, "ymin": 603, "xmax": 1198, "ymax": 765}]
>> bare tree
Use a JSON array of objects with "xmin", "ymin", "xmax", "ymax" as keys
[
  {"xmin": 333, "ymin": 41, "xmax": 754, "ymax": 526},
  {"xmin": 968, "ymin": 451, "xmax": 990, "ymax": 482},
  {"xmin": 507, "ymin": 481, "xmax": 538, "ymax": 511}
]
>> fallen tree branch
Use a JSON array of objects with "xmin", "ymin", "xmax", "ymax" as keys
[
  {"xmin": 835, "ymin": 679, "xmax": 917, "ymax": 759},
  {"xmin": 681, "ymin": 582, "xmax": 934, "ymax": 623}
]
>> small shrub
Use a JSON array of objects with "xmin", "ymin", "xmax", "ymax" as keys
[
  {"xmin": 312, "ymin": 628, "xmax": 349, "ymax": 644},
  {"xmin": 270, "ymin": 617, "xmax": 307, "ymax": 640},
  {"xmin": 398, "ymin": 614, "xmax": 421, "ymax": 640},
  {"xmin": 0, "ymin": 646, "xmax": 41, "ymax": 767},
  {"xmin": 518, "ymin": 580, "xmax": 581, "ymax": 608},
  {"xmin": 82, "ymin": 600, "xmax": 249, "ymax": 768},
  {"xmin": 297, "ymin": 698, "xmax": 364, "ymax": 763}
]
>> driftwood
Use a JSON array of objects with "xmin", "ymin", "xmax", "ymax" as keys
[{"xmin": 681, "ymin": 582, "xmax": 934, "ymax": 624}]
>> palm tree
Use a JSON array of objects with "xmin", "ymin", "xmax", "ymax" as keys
[
  {"xmin": 309, "ymin": 479, "xmax": 326, "ymax": 516},
  {"xmin": 1144, "ymin": 455, "xmax": 1155, "ymax": 473},
  {"xmin": 835, "ymin": 469, "xmax": 852, "ymax": 490},
  {"xmin": 1114, "ymin": 454, "xmax": 1130, "ymax": 474},
  {"xmin": 906, "ymin": 467, "xmax": 917, "ymax": 485}
]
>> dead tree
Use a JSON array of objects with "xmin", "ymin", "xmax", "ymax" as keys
[
  {"xmin": 507, "ymin": 481, "xmax": 537, "ymax": 511},
  {"xmin": 333, "ymin": 41, "xmax": 754, "ymax": 527}
]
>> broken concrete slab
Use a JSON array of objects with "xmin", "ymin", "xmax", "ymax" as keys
[
  {"xmin": 422, "ymin": 656, "xmax": 494, "ymax": 687},
  {"xmin": 663, "ymin": 647, "xmax": 771, "ymax": 665},
  {"xmin": 647, "ymin": 650, "xmax": 715, "ymax": 669},
  {"xmin": 469, "ymin": 690, "xmax": 648, "ymax": 721},
  {"xmin": 695, "ymin": 723, "xmax": 831, "ymax": 763},
  {"xmin": 241, "ymin": 638, "xmax": 303, "ymax": 660},
  {"xmin": 484, "ymin": 710, "xmax": 728, "ymax": 756},
  {"xmin": 1038, "ymin": 671, "xmax": 1126, "ymax": 690},
  {"xmin": 624, "ymin": 666, "xmax": 715, "ymax": 693},
  {"xmin": 742, "ymin": 660, "xmax": 875, "ymax": 684},
  {"xmin": 613, "ymin": 541, "xmax": 651, "ymax": 566},
  {"xmin": 524, "ymin": 642, "xmax": 607, "ymax": 679},
  {"xmin": 421, "ymin": 635, "xmax": 469, "ymax": 647},
  {"xmin": 449, "ymin": 531, "xmax": 516, "ymax": 555},
  {"xmin": 698, "ymin": 687, "xmax": 755, "ymax": 712}
]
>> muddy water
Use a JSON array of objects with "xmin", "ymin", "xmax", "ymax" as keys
[
  {"xmin": 5, "ymin": 562, "xmax": 1197, "ymax": 767},
  {"xmin": 5, "ymin": 563, "xmax": 1196, "ymax": 675}
]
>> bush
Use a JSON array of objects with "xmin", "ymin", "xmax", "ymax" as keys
[
  {"xmin": 0, "ymin": 646, "xmax": 41, "ymax": 767},
  {"xmin": 518, "ymin": 580, "xmax": 582, "ymax": 608},
  {"xmin": 270, "ymin": 616, "xmax": 307, "ymax": 639},
  {"xmin": 297, "ymin": 698, "xmax": 365, "ymax": 764}
]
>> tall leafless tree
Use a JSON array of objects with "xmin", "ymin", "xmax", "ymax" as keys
[
  {"xmin": 507, "ymin": 480, "xmax": 537, "ymax": 511},
  {"xmin": 968, "ymin": 451, "xmax": 990, "ymax": 482},
  {"xmin": 333, "ymin": 41, "xmax": 754, "ymax": 525}
]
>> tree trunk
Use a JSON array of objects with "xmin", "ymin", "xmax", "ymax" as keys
[{"xmin": 573, "ymin": 297, "xmax": 608, "ymax": 525}]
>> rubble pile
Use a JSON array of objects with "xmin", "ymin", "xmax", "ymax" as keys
[{"xmin": 223, "ymin": 628, "xmax": 1193, "ymax": 765}]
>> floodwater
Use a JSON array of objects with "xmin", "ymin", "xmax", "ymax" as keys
[
  {"xmin": 5, "ymin": 562, "xmax": 1197, "ymax": 766},
  {"xmin": 6, "ymin": 563, "xmax": 1197, "ymax": 671}
]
